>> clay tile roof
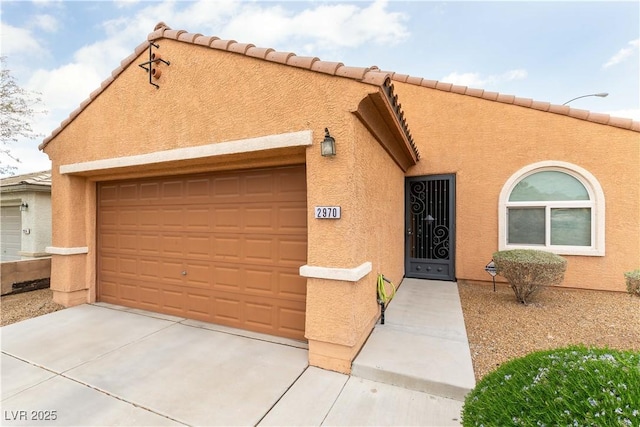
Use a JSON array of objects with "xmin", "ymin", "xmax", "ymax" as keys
[
  {"xmin": 246, "ymin": 47, "xmax": 275, "ymax": 59},
  {"xmin": 287, "ymin": 56, "xmax": 320, "ymax": 69},
  {"xmin": 38, "ymin": 22, "xmax": 639, "ymax": 151},
  {"xmin": 0, "ymin": 170, "xmax": 52, "ymax": 188}
]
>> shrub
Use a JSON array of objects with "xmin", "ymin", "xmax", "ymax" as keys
[
  {"xmin": 461, "ymin": 346, "xmax": 640, "ymax": 427},
  {"xmin": 493, "ymin": 249, "xmax": 566, "ymax": 304},
  {"xmin": 624, "ymin": 269, "xmax": 640, "ymax": 297}
]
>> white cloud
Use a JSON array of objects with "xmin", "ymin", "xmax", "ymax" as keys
[
  {"xmin": 441, "ymin": 69, "xmax": 528, "ymax": 87},
  {"xmin": 28, "ymin": 63, "xmax": 103, "ymax": 113},
  {"xmin": 8, "ymin": 0, "xmax": 411, "ymax": 176},
  {"xmin": 220, "ymin": 0, "xmax": 409, "ymax": 54},
  {"xmin": 604, "ymin": 109, "xmax": 640, "ymax": 121},
  {"xmin": 603, "ymin": 39, "xmax": 640, "ymax": 69},
  {"xmin": 32, "ymin": 14, "xmax": 59, "ymax": 33},
  {"xmin": 0, "ymin": 22, "xmax": 44, "ymax": 56}
]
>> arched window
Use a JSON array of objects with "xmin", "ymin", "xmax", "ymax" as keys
[{"xmin": 499, "ymin": 161, "xmax": 605, "ymax": 256}]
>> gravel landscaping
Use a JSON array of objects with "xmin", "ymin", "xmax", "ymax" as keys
[
  {"xmin": 458, "ymin": 281, "xmax": 640, "ymax": 380},
  {"xmin": 1, "ymin": 288, "xmax": 65, "ymax": 327},
  {"xmin": 2, "ymin": 284, "xmax": 638, "ymax": 382}
]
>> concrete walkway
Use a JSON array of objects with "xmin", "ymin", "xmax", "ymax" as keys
[
  {"xmin": 352, "ymin": 278, "xmax": 476, "ymax": 401},
  {"xmin": 1, "ymin": 279, "xmax": 473, "ymax": 426}
]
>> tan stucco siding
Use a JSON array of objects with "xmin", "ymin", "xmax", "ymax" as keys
[
  {"xmin": 304, "ymin": 115, "xmax": 405, "ymax": 373},
  {"xmin": 44, "ymin": 40, "xmax": 374, "ymax": 166},
  {"xmin": 42, "ymin": 38, "xmax": 400, "ymax": 371},
  {"xmin": 395, "ymin": 82, "xmax": 640, "ymax": 291}
]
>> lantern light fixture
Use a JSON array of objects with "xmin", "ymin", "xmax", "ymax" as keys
[{"xmin": 321, "ymin": 128, "xmax": 336, "ymax": 157}]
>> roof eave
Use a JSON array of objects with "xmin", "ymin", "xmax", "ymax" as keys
[{"xmin": 353, "ymin": 85, "xmax": 419, "ymax": 172}]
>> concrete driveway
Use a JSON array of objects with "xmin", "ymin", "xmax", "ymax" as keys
[{"xmin": 1, "ymin": 288, "xmax": 465, "ymax": 426}]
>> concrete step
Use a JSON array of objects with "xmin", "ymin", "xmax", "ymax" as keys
[{"xmin": 351, "ymin": 279, "xmax": 476, "ymax": 401}]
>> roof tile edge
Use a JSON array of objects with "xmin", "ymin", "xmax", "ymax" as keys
[{"xmin": 38, "ymin": 22, "xmax": 640, "ymax": 151}]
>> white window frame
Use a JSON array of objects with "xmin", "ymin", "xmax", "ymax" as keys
[{"xmin": 499, "ymin": 161, "xmax": 605, "ymax": 256}]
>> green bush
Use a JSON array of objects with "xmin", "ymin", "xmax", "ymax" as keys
[
  {"xmin": 462, "ymin": 346, "xmax": 640, "ymax": 427},
  {"xmin": 493, "ymin": 249, "xmax": 566, "ymax": 304},
  {"xmin": 624, "ymin": 269, "xmax": 640, "ymax": 297}
]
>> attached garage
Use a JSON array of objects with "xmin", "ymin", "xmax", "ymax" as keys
[
  {"xmin": 97, "ymin": 165, "xmax": 308, "ymax": 340},
  {"xmin": 1, "ymin": 205, "xmax": 22, "ymax": 262}
]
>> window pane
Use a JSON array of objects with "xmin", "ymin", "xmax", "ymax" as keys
[
  {"xmin": 509, "ymin": 171, "xmax": 589, "ymax": 201},
  {"xmin": 508, "ymin": 208, "xmax": 545, "ymax": 244},
  {"xmin": 551, "ymin": 208, "xmax": 591, "ymax": 246}
]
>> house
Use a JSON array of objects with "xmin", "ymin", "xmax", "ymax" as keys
[
  {"xmin": 0, "ymin": 170, "xmax": 52, "ymax": 262},
  {"xmin": 0, "ymin": 170, "xmax": 52, "ymax": 295},
  {"xmin": 38, "ymin": 23, "xmax": 640, "ymax": 373}
]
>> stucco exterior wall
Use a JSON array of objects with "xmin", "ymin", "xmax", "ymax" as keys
[
  {"xmin": 42, "ymin": 38, "xmax": 400, "ymax": 371},
  {"xmin": 0, "ymin": 189, "xmax": 51, "ymax": 260},
  {"xmin": 394, "ymin": 81, "xmax": 640, "ymax": 292},
  {"xmin": 304, "ymin": 116, "xmax": 406, "ymax": 372},
  {"xmin": 20, "ymin": 192, "xmax": 52, "ymax": 257}
]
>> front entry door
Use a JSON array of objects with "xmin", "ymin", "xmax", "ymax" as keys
[{"xmin": 405, "ymin": 174, "xmax": 455, "ymax": 281}]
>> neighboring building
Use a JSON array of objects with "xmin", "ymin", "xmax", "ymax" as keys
[
  {"xmin": 38, "ymin": 23, "xmax": 640, "ymax": 373},
  {"xmin": 0, "ymin": 170, "xmax": 52, "ymax": 262}
]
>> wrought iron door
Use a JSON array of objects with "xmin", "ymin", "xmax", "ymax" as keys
[{"xmin": 405, "ymin": 174, "xmax": 455, "ymax": 281}]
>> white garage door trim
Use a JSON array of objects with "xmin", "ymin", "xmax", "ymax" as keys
[{"xmin": 60, "ymin": 130, "xmax": 313, "ymax": 174}]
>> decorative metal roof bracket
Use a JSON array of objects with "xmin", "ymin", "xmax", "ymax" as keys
[{"xmin": 138, "ymin": 42, "xmax": 170, "ymax": 89}]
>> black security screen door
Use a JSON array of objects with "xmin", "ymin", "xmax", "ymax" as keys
[{"xmin": 405, "ymin": 174, "xmax": 456, "ymax": 281}]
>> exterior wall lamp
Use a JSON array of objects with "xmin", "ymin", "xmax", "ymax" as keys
[
  {"xmin": 20, "ymin": 202, "xmax": 29, "ymax": 211},
  {"xmin": 321, "ymin": 128, "xmax": 336, "ymax": 157}
]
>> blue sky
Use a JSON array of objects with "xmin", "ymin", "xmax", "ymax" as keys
[{"xmin": 1, "ymin": 0, "xmax": 639, "ymax": 176}]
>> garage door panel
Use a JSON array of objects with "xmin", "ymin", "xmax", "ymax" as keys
[
  {"xmin": 162, "ymin": 287, "xmax": 185, "ymax": 312},
  {"xmin": 139, "ymin": 234, "xmax": 162, "ymax": 255},
  {"xmin": 119, "ymin": 184, "xmax": 139, "ymax": 201},
  {"xmin": 161, "ymin": 180, "xmax": 184, "ymax": 200},
  {"xmin": 161, "ymin": 235, "xmax": 184, "ymax": 256},
  {"xmin": 279, "ymin": 206, "xmax": 307, "ymax": 232},
  {"xmin": 185, "ymin": 208, "xmax": 211, "ymax": 231},
  {"xmin": 139, "ymin": 285, "xmax": 161, "ymax": 307},
  {"xmin": 140, "ymin": 182, "xmax": 160, "ymax": 201},
  {"xmin": 161, "ymin": 208, "xmax": 185, "ymax": 229},
  {"xmin": 213, "ymin": 236, "xmax": 241, "ymax": 260},
  {"xmin": 214, "ymin": 208, "xmax": 242, "ymax": 231},
  {"xmin": 214, "ymin": 297, "xmax": 241, "ymax": 323},
  {"xmin": 186, "ymin": 178, "xmax": 211, "ymax": 199},
  {"xmin": 185, "ymin": 262, "xmax": 211, "ymax": 288},
  {"xmin": 212, "ymin": 176, "xmax": 241, "ymax": 200},
  {"xmin": 99, "ymin": 208, "xmax": 118, "ymax": 227},
  {"xmin": 139, "ymin": 208, "xmax": 162, "ymax": 229},
  {"xmin": 99, "ymin": 185, "xmax": 118, "ymax": 203},
  {"xmin": 119, "ymin": 256, "xmax": 138, "ymax": 277},
  {"xmin": 119, "ymin": 282, "xmax": 139, "ymax": 304},
  {"xmin": 278, "ymin": 272, "xmax": 307, "ymax": 300},
  {"xmin": 186, "ymin": 293, "xmax": 211, "ymax": 317},
  {"xmin": 245, "ymin": 268, "xmax": 274, "ymax": 294},
  {"xmin": 139, "ymin": 258, "xmax": 161, "ymax": 279},
  {"xmin": 244, "ymin": 207, "xmax": 275, "ymax": 231},
  {"xmin": 279, "ymin": 238, "xmax": 307, "ymax": 265},
  {"xmin": 118, "ymin": 233, "xmax": 138, "ymax": 253},
  {"xmin": 160, "ymin": 260, "xmax": 185, "ymax": 285},
  {"xmin": 185, "ymin": 235, "xmax": 212, "ymax": 259},
  {"xmin": 245, "ymin": 301, "xmax": 274, "ymax": 330},
  {"xmin": 279, "ymin": 307, "xmax": 306, "ymax": 336},
  {"xmin": 212, "ymin": 266, "xmax": 241, "ymax": 291},
  {"xmin": 245, "ymin": 237, "xmax": 275, "ymax": 263},
  {"xmin": 98, "ymin": 166, "xmax": 307, "ymax": 341}
]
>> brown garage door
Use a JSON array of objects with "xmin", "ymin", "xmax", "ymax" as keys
[{"xmin": 97, "ymin": 166, "xmax": 307, "ymax": 340}]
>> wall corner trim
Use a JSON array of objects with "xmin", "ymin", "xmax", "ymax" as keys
[
  {"xmin": 299, "ymin": 262, "xmax": 372, "ymax": 282},
  {"xmin": 46, "ymin": 246, "xmax": 89, "ymax": 255}
]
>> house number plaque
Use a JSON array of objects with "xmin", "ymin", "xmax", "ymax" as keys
[{"xmin": 315, "ymin": 206, "xmax": 341, "ymax": 219}]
